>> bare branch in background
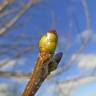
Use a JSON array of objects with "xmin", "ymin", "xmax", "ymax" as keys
[
  {"xmin": 0, "ymin": 71, "xmax": 31, "ymax": 79},
  {"xmin": 0, "ymin": 0, "xmax": 14, "ymax": 11},
  {"xmin": 0, "ymin": 45, "xmax": 36, "ymax": 68},
  {"xmin": 81, "ymin": 0, "xmax": 90, "ymax": 30},
  {"xmin": 0, "ymin": 0, "xmax": 41, "ymax": 68},
  {"xmin": 55, "ymin": 75, "xmax": 96, "ymax": 96},
  {"xmin": 0, "ymin": 0, "xmax": 41, "ymax": 35}
]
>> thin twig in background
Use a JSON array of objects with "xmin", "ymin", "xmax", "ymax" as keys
[
  {"xmin": 0, "ymin": 71, "xmax": 31, "ymax": 79},
  {"xmin": 0, "ymin": 0, "xmax": 14, "ymax": 11},
  {"xmin": 0, "ymin": 45, "xmax": 36, "ymax": 68},
  {"xmin": 0, "ymin": 0, "xmax": 41, "ymax": 36}
]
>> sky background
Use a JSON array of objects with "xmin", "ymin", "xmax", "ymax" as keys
[{"xmin": 0, "ymin": 0, "xmax": 96, "ymax": 96}]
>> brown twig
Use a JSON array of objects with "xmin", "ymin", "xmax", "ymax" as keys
[
  {"xmin": 22, "ymin": 52, "xmax": 52, "ymax": 96},
  {"xmin": 0, "ymin": 71, "xmax": 31, "ymax": 79},
  {"xmin": 0, "ymin": 0, "xmax": 14, "ymax": 11},
  {"xmin": 22, "ymin": 52, "xmax": 62, "ymax": 96}
]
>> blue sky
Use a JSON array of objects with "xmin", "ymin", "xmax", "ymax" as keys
[
  {"xmin": 0, "ymin": 0, "xmax": 96, "ymax": 96},
  {"xmin": 73, "ymin": 82, "xmax": 96, "ymax": 96}
]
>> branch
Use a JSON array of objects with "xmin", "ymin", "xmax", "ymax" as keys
[
  {"xmin": 0, "ymin": 71, "xmax": 31, "ymax": 79},
  {"xmin": 50, "ymin": 75, "xmax": 96, "ymax": 96},
  {"xmin": 0, "ymin": 0, "xmax": 41, "ymax": 35},
  {"xmin": 0, "ymin": 45, "xmax": 35, "ymax": 68},
  {"xmin": 22, "ymin": 52, "xmax": 63, "ymax": 96},
  {"xmin": 0, "ymin": 0, "xmax": 14, "ymax": 11}
]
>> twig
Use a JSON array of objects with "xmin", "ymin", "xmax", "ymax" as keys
[
  {"xmin": 0, "ymin": 0, "xmax": 41, "ymax": 35},
  {"xmin": 22, "ymin": 52, "xmax": 63, "ymax": 96},
  {"xmin": 0, "ymin": 0, "xmax": 14, "ymax": 11},
  {"xmin": 0, "ymin": 71, "xmax": 31, "ymax": 79}
]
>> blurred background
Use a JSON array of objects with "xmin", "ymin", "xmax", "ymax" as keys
[{"xmin": 0, "ymin": 0, "xmax": 96, "ymax": 96}]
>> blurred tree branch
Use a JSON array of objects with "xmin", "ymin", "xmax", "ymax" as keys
[
  {"xmin": 0, "ymin": 71, "xmax": 31, "ymax": 79},
  {"xmin": 0, "ymin": 0, "xmax": 41, "ymax": 36},
  {"xmin": 0, "ymin": 45, "xmax": 36, "ymax": 68},
  {"xmin": 0, "ymin": 0, "xmax": 14, "ymax": 11}
]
